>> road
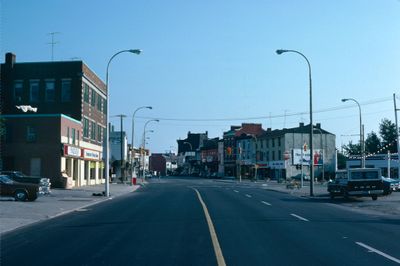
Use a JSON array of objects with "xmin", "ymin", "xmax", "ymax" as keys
[{"xmin": 1, "ymin": 177, "xmax": 400, "ymax": 266}]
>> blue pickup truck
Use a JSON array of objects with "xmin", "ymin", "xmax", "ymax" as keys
[{"xmin": 328, "ymin": 168, "xmax": 384, "ymax": 200}]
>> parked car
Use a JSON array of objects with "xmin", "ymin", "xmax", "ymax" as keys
[
  {"xmin": 0, "ymin": 175, "xmax": 40, "ymax": 201},
  {"xmin": 382, "ymin": 177, "xmax": 400, "ymax": 195},
  {"xmin": 0, "ymin": 171, "xmax": 51, "ymax": 195}
]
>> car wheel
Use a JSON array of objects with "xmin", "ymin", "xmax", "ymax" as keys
[
  {"xmin": 372, "ymin": 195, "xmax": 378, "ymax": 201},
  {"xmin": 14, "ymin": 190, "xmax": 28, "ymax": 201}
]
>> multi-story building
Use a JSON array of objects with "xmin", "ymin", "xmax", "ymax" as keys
[
  {"xmin": 237, "ymin": 122, "xmax": 336, "ymax": 181},
  {"xmin": 177, "ymin": 131, "xmax": 208, "ymax": 175},
  {"xmin": 1, "ymin": 53, "xmax": 106, "ymax": 188},
  {"xmin": 109, "ymin": 128, "xmax": 128, "ymax": 180},
  {"xmin": 223, "ymin": 123, "xmax": 265, "ymax": 177},
  {"xmin": 199, "ymin": 137, "xmax": 219, "ymax": 176}
]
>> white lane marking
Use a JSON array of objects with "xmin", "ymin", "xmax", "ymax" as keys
[
  {"xmin": 234, "ymin": 190, "xmax": 239, "ymax": 193},
  {"xmin": 193, "ymin": 189, "xmax": 226, "ymax": 266},
  {"xmin": 290, "ymin": 213, "xmax": 309, "ymax": 222},
  {"xmin": 245, "ymin": 194, "xmax": 252, "ymax": 198},
  {"xmin": 356, "ymin": 242, "xmax": 400, "ymax": 264},
  {"xmin": 261, "ymin": 201, "xmax": 271, "ymax": 206}
]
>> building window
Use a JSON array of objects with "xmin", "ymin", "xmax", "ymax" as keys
[
  {"xmin": 103, "ymin": 99, "xmax": 107, "ymax": 114},
  {"xmin": 83, "ymin": 118, "xmax": 89, "ymax": 138},
  {"xmin": 266, "ymin": 151, "xmax": 269, "ymax": 161},
  {"xmin": 26, "ymin": 126, "xmax": 37, "ymax": 142},
  {"xmin": 272, "ymin": 138, "xmax": 275, "ymax": 147},
  {"xmin": 29, "ymin": 80, "xmax": 40, "ymax": 102},
  {"xmin": 61, "ymin": 79, "xmax": 71, "ymax": 102},
  {"xmin": 91, "ymin": 90, "xmax": 96, "ymax": 107},
  {"xmin": 14, "ymin": 81, "xmax": 23, "ymax": 103},
  {"xmin": 97, "ymin": 125, "xmax": 102, "ymax": 142},
  {"xmin": 272, "ymin": 151, "xmax": 275, "ymax": 161},
  {"xmin": 83, "ymin": 84, "xmax": 89, "ymax": 103},
  {"xmin": 72, "ymin": 128, "xmax": 76, "ymax": 145},
  {"xmin": 266, "ymin": 139, "xmax": 269, "ymax": 148},
  {"xmin": 45, "ymin": 80, "xmax": 55, "ymax": 102},
  {"xmin": 278, "ymin": 137, "xmax": 281, "ymax": 147},
  {"xmin": 91, "ymin": 121, "xmax": 96, "ymax": 140},
  {"xmin": 97, "ymin": 95, "xmax": 102, "ymax": 111},
  {"xmin": 278, "ymin": 150, "xmax": 281, "ymax": 160},
  {"xmin": 67, "ymin": 127, "xmax": 70, "ymax": 143}
]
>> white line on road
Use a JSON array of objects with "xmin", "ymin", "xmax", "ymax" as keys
[
  {"xmin": 290, "ymin": 213, "xmax": 309, "ymax": 222},
  {"xmin": 234, "ymin": 190, "xmax": 239, "ymax": 193},
  {"xmin": 193, "ymin": 188, "xmax": 226, "ymax": 266},
  {"xmin": 356, "ymin": 242, "xmax": 400, "ymax": 264},
  {"xmin": 245, "ymin": 194, "xmax": 252, "ymax": 198},
  {"xmin": 261, "ymin": 201, "xmax": 271, "ymax": 206}
]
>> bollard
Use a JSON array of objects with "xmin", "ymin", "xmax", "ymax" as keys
[{"xmin": 131, "ymin": 177, "xmax": 137, "ymax": 186}]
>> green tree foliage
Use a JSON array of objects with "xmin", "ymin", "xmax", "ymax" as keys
[
  {"xmin": 365, "ymin": 131, "xmax": 381, "ymax": 154},
  {"xmin": 337, "ymin": 152, "xmax": 347, "ymax": 170},
  {"xmin": 342, "ymin": 141, "xmax": 360, "ymax": 156},
  {"xmin": 379, "ymin": 118, "xmax": 397, "ymax": 153}
]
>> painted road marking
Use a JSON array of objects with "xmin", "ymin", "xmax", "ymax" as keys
[
  {"xmin": 245, "ymin": 194, "xmax": 252, "ymax": 198},
  {"xmin": 234, "ymin": 190, "xmax": 239, "ymax": 193},
  {"xmin": 193, "ymin": 188, "xmax": 226, "ymax": 266},
  {"xmin": 290, "ymin": 213, "xmax": 309, "ymax": 222},
  {"xmin": 356, "ymin": 242, "xmax": 400, "ymax": 264},
  {"xmin": 261, "ymin": 201, "xmax": 271, "ymax": 206}
]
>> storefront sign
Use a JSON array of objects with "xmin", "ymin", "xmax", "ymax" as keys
[
  {"xmin": 83, "ymin": 149, "xmax": 100, "ymax": 160},
  {"xmin": 64, "ymin": 145, "xmax": 81, "ymax": 157},
  {"xmin": 270, "ymin": 161, "xmax": 285, "ymax": 169}
]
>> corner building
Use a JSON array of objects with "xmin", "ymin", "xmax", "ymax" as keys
[{"xmin": 1, "ymin": 53, "xmax": 107, "ymax": 188}]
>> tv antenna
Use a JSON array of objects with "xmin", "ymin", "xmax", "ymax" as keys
[{"xmin": 47, "ymin": 32, "xmax": 60, "ymax": 61}]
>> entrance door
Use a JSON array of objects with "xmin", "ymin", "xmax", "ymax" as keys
[{"xmin": 30, "ymin": 158, "xmax": 41, "ymax": 176}]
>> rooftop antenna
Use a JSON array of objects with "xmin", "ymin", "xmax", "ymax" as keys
[{"xmin": 47, "ymin": 32, "xmax": 60, "ymax": 61}]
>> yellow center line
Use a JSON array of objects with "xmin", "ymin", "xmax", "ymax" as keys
[{"xmin": 193, "ymin": 188, "xmax": 226, "ymax": 266}]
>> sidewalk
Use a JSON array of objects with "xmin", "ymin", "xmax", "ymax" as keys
[{"xmin": 0, "ymin": 181, "xmax": 144, "ymax": 234}]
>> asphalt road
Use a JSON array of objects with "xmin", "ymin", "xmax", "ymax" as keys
[{"xmin": 2, "ymin": 177, "xmax": 400, "ymax": 266}]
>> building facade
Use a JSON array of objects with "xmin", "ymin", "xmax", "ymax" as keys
[{"xmin": 1, "ymin": 53, "xmax": 106, "ymax": 187}]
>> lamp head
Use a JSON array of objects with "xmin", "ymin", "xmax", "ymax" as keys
[
  {"xmin": 129, "ymin": 49, "xmax": 142, "ymax": 55},
  {"xmin": 146, "ymin": 106, "xmax": 153, "ymax": 109},
  {"xmin": 341, "ymin": 98, "xmax": 348, "ymax": 102},
  {"xmin": 276, "ymin": 49, "xmax": 288, "ymax": 55}
]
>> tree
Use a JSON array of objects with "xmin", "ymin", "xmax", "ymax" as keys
[
  {"xmin": 379, "ymin": 118, "xmax": 397, "ymax": 153},
  {"xmin": 337, "ymin": 152, "xmax": 347, "ymax": 170},
  {"xmin": 342, "ymin": 141, "xmax": 360, "ymax": 157},
  {"xmin": 365, "ymin": 131, "xmax": 381, "ymax": 154}
]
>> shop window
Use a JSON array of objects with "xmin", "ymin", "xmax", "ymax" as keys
[{"xmin": 90, "ymin": 161, "xmax": 96, "ymax": 179}]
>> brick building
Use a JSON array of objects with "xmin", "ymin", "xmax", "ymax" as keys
[{"xmin": 1, "ymin": 53, "xmax": 106, "ymax": 187}]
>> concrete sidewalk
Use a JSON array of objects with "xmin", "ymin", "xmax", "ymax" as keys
[{"xmin": 0, "ymin": 182, "xmax": 144, "ymax": 234}]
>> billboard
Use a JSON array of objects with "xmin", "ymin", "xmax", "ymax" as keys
[{"xmin": 292, "ymin": 149, "xmax": 323, "ymax": 166}]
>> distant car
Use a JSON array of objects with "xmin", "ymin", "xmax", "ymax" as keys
[
  {"xmin": 382, "ymin": 177, "xmax": 400, "ymax": 195},
  {"xmin": 0, "ymin": 175, "xmax": 40, "ymax": 201},
  {"xmin": 0, "ymin": 171, "xmax": 51, "ymax": 195}
]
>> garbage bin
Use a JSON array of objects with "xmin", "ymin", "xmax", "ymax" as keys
[{"xmin": 131, "ymin": 177, "xmax": 137, "ymax": 186}]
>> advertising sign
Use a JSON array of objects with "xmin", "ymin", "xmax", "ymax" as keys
[
  {"xmin": 292, "ymin": 149, "xmax": 323, "ymax": 165},
  {"xmin": 83, "ymin": 149, "xmax": 100, "ymax": 160}
]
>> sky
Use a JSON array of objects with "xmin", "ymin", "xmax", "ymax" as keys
[{"xmin": 1, "ymin": 0, "xmax": 399, "ymax": 153}]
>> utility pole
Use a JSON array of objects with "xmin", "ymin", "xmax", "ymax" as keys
[
  {"xmin": 47, "ymin": 32, "xmax": 60, "ymax": 61},
  {"xmin": 394, "ymin": 93, "xmax": 399, "ymax": 178},
  {"xmin": 116, "ymin": 114, "xmax": 127, "ymax": 182}
]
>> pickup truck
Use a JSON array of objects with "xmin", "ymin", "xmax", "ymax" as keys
[{"xmin": 328, "ymin": 168, "xmax": 384, "ymax": 200}]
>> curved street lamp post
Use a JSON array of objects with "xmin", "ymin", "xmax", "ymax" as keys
[
  {"xmin": 276, "ymin": 49, "xmax": 314, "ymax": 196},
  {"xmin": 105, "ymin": 49, "xmax": 141, "ymax": 197},
  {"xmin": 341, "ymin": 98, "xmax": 364, "ymax": 168},
  {"xmin": 141, "ymin": 119, "xmax": 159, "ymax": 180}
]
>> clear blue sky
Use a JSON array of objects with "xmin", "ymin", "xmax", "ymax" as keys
[{"xmin": 2, "ymin": 0, "xmax": 399, "ymax": 153}]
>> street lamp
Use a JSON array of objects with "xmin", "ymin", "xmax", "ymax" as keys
[
  {"xmin": 141, "ymin": 119, "xmax": 159, "ymax": 180},
  {"xmin": 341, "ymin": 98, "xmax": 364, "ymax": 168},
  {"xmin": 105, "ymin": 49, "xmax": 141, "ymax": 197},
  {"xmin": 276, "ymin": 49, "xmax": 314, "ymax": 196},
  {"xmin": 131, "ymin": 106, "xmax": 152, "ymax": 178}
]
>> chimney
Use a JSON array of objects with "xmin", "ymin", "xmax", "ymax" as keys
[
  {"xmin": 5, "ymin": 52, "xmax": 16, "ymax": 68},
  {"xmin": 316, "ymin": 123, "xmax": 321, "ymax": 129},
  {"xmin": 267, "ymin": 128, "xmax": 272, "ymax": 132},
  {"xmin": 299, "ymin": 122, "xmax": 304, "ymax": 127}
]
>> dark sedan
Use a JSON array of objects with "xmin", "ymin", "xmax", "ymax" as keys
[{"xmin": 0, "ymin": 175, "xmax": 40, "ymax": 201}]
